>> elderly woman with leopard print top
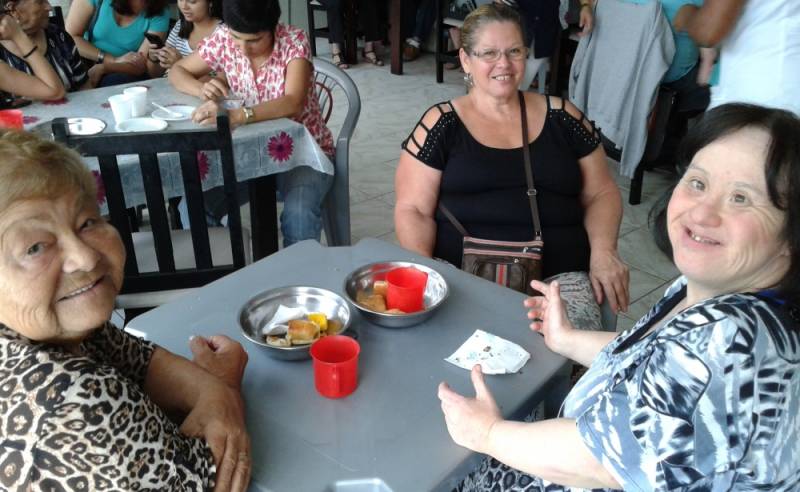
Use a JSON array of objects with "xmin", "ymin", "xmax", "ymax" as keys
[{"xmin": 0, "ymin": 129, "xmax": 251, "ymax": 491}]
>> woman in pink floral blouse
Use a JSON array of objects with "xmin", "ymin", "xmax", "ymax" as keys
[{"xmin": 169, "ymin": 0, "xmax": 334, "ymax": 246}]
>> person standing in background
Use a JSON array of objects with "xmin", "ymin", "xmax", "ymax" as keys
[{"xmin": 674, "ymin": 0, "xmax": 800, "ymax": 115}]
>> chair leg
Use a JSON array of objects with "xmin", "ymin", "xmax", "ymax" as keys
[
  {"xmin": 434, "ymin": 0, "xmax": 444, "ymax": 83},
  {"xmin": 307, "ymin": 2, "xmax": 318, "ymax": 57},
  {"xmin": 629, "ymin": 163, "xmax": 645, "ymax": 205}
]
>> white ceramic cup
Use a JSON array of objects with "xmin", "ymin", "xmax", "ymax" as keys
[
  {"xmin": 123, "ymin": 86, "xmax": 148, "ymax": 117},
  {"xmin": 108, "ymin": 94, "xmax": 133, "ymax": 124}
]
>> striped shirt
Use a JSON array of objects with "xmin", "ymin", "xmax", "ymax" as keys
[{"xmin": 0, "ymin": 24, "xmax": 88, "ymax": 92}]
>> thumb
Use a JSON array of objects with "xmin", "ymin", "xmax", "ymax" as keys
[
  {"xmin": 189, "ymin": 335, "xmax": 211, "ymax": 359},
  {"xmin": 471, "ymin": 365, "xmax": 491, "ymax": 400}
]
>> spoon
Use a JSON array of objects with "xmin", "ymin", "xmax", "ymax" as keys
[{"xmin": 151, "ymin": 102, "xmax": 182, "ymax": 118}]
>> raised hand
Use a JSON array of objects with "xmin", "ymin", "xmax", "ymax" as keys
[
  {"xmin": 524, "ymin": 279, "xmax": 576, "ymax": 356},
  {"xmin": 438, "ymin": 365, "xmax": 502, "ymax": 454}
]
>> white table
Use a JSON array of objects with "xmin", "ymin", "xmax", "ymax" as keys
[
  {"xmin": 127, "ymin": 239, "xmax": 568, "ymax": 492},
  {"xmin": 21, "ymin": 77, "xmax": 333, "ymax": 211}
]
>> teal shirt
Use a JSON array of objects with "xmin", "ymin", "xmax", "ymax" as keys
[
  {"xmin": 87, "ymin": 0, "xmax": 170, "ymax": 57},
  {"xmin": 626, "ymin": 0, "xmax": 703, "ymax": 83}
]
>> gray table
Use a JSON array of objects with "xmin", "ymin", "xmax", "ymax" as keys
[{"xmin": 127, "ymin": 239, "xmax": 568, "ymax": 492}]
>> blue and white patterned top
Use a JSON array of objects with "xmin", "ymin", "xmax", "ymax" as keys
[{"xmin": 562, "ymin": 277, "xmax": 800, "ymax": 491}]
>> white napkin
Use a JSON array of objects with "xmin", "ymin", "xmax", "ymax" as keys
[
  {"xmin": 261, "ymin": 305, "xmax": 306, "ymax": 336},
  {"xmin": 445, "ymin": 329, "xmax": 530, "ymax": 374}
]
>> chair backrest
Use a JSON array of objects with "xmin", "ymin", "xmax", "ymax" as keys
[
  {"xmin": 312, "ymin": 57, "xmax": 361, "ymax": 246},
  {"xmin": 52, "ymin": 115, "xmax": 247, "ymax": 296},
  {"xmin": 49, "ymin": 6, "xmax": 65, "ymax": 29}
]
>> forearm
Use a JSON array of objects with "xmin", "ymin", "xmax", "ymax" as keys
[
  {"xmin": 9, "ymin": 36, "xmax": 64, "ymax": 99},
  {"xmin": 248, "ymin": 94, "xmax": 305, "ymax": 122},
  {"xmin": 486, "ymin": 418, "xmax": 620, "ymax": 489},
  {"xmin": 676, "ymin": 1, "xmax": 744, "ymax": 47},
  {"xmin": 101, "ymin": 59, "xmax": 146, "ymax": 76},
  {"xmin": 169, "ymin": 65, "xmax": 205, "ymax": 98},
  {"xmin": 145, "ymin": 346, "xmax": 225, "ymax": 414},
  {"xmin": 395, "ymin": 207, "xmax": 436, "ymax": 257},
  {"xmin": 70, "ymin": 35, "xmax": 102, "ymax": 61},
  {"xmin": 582, "ymin": 187, "xmax": 622, "ymax": 255},
  {"xmin": 554, "ymin": 329, "xmax": 616, "ymax": 367}
]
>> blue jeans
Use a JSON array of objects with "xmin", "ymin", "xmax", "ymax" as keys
[
  {"xmin": 178, "ymin": 166, "xmax": 333, "ymax": 248},
  {"xmin": 276, "ymin": 165, "xmax": 333, "ymax": 248}
]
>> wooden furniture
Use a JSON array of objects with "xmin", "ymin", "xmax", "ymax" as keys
[{"xmin": 53, "ymin": 115, "xmax": 249, "ymax": 314}]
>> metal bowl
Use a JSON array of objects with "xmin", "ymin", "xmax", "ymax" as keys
[
  {"xmin": 343, "ymin": 261, "xmax": 449, "ymax": 328},
  {"xmin": 239, "ymin": 286, "xmax": 352, "ymax": 361}
]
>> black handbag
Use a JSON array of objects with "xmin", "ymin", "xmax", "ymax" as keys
[{"xmin": 439, "ymin": 91, "xmax": 543, "ymax": 296}]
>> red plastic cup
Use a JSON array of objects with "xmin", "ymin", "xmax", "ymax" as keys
[
  {"xmin": 386, "ymin": 267, "xmax": 428, "ymax": 313},
  {"xmin": 310, "ymin": 335, "xmax": 360, "ymax": 399},
  {"xmin": 0, "ymin": 110, "xmax": 24, "ymax": 129}
]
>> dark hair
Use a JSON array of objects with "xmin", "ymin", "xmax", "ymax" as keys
[
  {"xmin": 222, "ymin": 0, "xmax": 280, "ymax": 34},
  {"xmin": 650, "ymin": 103, "xmax": 800, "ymax": 305},
  {"xmin": 111, "ymin": 0, "xmax": 168, "ymax": 18},
  {"xmin": 178, "ymin": 0, "xmax": 223, "ymax": 39},
  {"xmin": 461, "ymin": 3, "xmax": 525, "ymax": 55}
]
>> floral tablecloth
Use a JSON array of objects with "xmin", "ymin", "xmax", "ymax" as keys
[{"xmin": 22, "ymin": 78, "xmax": 333, "ymax": 210}]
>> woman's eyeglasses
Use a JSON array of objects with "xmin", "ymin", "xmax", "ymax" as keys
[{"xmin": 470, "ymin": 47, "xmax": 528, "ymax": 62}]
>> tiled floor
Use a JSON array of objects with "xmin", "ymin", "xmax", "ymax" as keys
[{"xmin": 325, "ymin": 49, "xmax": 680, "ymax": 332}]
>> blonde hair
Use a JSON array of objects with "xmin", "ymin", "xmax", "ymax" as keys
[
  {"xmin": 0, "ymin": 129, "xmax": 97, "ymax": 215},
  {"xmin": 460, "ymin": 3, "xmax": 525, "ymax": 55}
]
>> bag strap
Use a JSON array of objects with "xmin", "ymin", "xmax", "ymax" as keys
[
  {"xmin": 87, "ymin": 0, "xmax": 103, "ymax": 43},
  {"xmin": 438, "ymin": 91, "xmax": 542, "ymax": 238},
  {"xmin": 519, "ymin": 90, "xmax": 542, "ymax": 238}
]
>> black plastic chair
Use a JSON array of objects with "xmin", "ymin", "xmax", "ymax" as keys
[
  {"xmin": 307, "ymin": 0, "xmax": 358, "ymax": 64},
  {"xmin": 49, "ymin": 5, "xmax": 65, "ymax": 29},
  {"xmin": 434, "ymin": 0, "xmax": 462, "ymax": 83},
  {"xmin": 53, "ymin": 115, "xmax": 249, "ymax": 316}
]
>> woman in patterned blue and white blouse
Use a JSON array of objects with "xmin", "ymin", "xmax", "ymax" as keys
[{"xmin": 438, "ymin": 103, "xmax": 800, "ymax": 491}]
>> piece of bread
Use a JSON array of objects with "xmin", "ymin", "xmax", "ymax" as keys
[
  {"xmin": 358, "ymin": 293, "xmax": 387, "ymax": 312},
  {"xmin": 266, "ymin": 335, "xmax": 290, "ymax": 347},
  {"xmin": 287, "ymin": 319, "xmax": 320, "ymax": 345},
  {"xmin": 373, "ymin": 280, "xmax": 388, "ymax": 296}
]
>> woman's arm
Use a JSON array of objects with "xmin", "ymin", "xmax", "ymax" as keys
[
  {"xmin": 65, "ymin": 0, "xmax": 102, "ymax": 60},
  {"xmin": 0, "ymin": 17, "xmax": 65, "ymax": 100},
  {"xmin": 145, "ymin": 346, "xmax": 251, "ymax": 492},
  {"xmin": 439, "ymin": 365, "xmax": 621, "ymax": 489},
  {"xmin": 395, "ymin": 152, "xmax": 442, "ymax": 257},
  {"xmin": 673, "ymin": 0, "xmax": 747, "ymax": 47},
  {"xmin": 192, "ymin": 58, "xmax": 314, "ymax": 127},
  {"xmin": 562, "ymin": 101, "xmax": 629, "ymax": 314},
  {"xmin": 526, "ymin": 279, "xmax": 617, "ymax": 366},
  {"xmin": 169, "ymin": 50, "xmax": 218, "ymax": 98}
]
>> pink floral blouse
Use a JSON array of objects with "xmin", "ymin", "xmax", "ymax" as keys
[{"xmin": 198, "ymin": 23, "xmax": 334, "ymax": 156}]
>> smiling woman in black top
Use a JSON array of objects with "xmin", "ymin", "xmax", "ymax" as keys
[{"xmin": 395, "ymin": 3, "xmax": 629, "ymax": 314}]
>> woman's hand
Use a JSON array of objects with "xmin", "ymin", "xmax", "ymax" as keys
[
  {"xmin": 192, "ymin": 100, "xmax": 222, "ymax": 125},
  {"xmin": 0, "ymin": 14, "xmax": 26, "ymax": 43},
  {"xmin": 578, "ymin": 4, "xmax": 595, "ymax": 36},
  {"xmin": 87, "ymin": 63, "xmax": 105, "ymax": 87},
  {"xmin": 190, "ymin": 335, "xmax": 248, "ymax": 390},
  {"xmin": 673, "ymin": 4, "xmax": 699, "ymax": 31},
  {"xmin": 525, "ymin": 279, "xmax": 576, "ymax": 355},
  {"xmin": 179, "ymin": 380, "xmax": 251, "ymax": 492},
  {"xmin": 201, "ymin": 77, "xmax": 229, "ymax": 101},
  {"xmin": 589, "ymin": 248, "xmax": 629, "ymax": 313},
  {"xmin": 157, "ymin": 45, "xmax": 182, "ymax": 69},
  {"xmin": 438, "ymin": 365, "xmax": 502, "ymax": 454}
]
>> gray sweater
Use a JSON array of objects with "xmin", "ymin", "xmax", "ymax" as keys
[{"xmin": 568, "ymin": 0, "xmax": 675, "ymax": 178}]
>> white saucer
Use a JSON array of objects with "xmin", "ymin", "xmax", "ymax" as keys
[
  {"xmin": 67, "ymin": 117, "xmax": 106, "ymax": 135},
  {"xmin": 151, "ymin": 104, "xmax": 195, "ymax": 121},
  {"xmin": 116, "ymin": 117, "xmax": 169, "ymax": 133}
]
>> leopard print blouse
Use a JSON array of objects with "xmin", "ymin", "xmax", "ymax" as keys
[{"xmin": 0, "ymin": 322, "xmax": 216, "ymax": 490}]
